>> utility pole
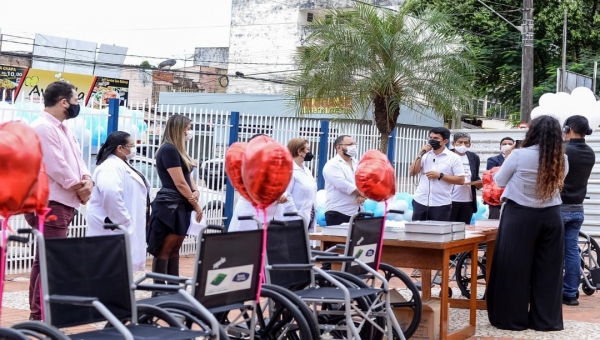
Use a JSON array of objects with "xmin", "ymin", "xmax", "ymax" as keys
[
  {"xmin": 520, "ymin": 0, "xmax": 534, "ymax": 122},
  {"xmin": 477, "ymin": 0, "xmax": 534, "ymax": 122},
  {"xmin": 560, "ymin": 9, "xmax": 568, "ymax": 92}
]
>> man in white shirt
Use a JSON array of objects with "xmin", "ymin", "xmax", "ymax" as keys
[
  {"xmin": 323, "ymin": 135, "xmax": 365, "ymax": 225},
  {"xmin": 450, "ymin": 132, "xmax": 482, "ymax": 224},
  {"xmin": 408, "ymin": 127, "xmax": 465, "ymax": 221}
]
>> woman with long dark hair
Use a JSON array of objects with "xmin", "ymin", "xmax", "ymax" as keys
[
  {"xmin": 147, "ymin": 114, "xmax": 202, "ymax": 287},
  {"xmin": 87, "ymin": 131, "xmax": 150, "ymax": 271},
  {"xmin": 487, "ymin": 115, "xmax": 567, "ymax": 331}
]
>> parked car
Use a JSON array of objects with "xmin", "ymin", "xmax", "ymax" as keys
[{"xmin": 200, "ymin": 158, "xmax": 227, "ymax": 191}]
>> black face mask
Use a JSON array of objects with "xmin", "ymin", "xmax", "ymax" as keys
[
  {"xmin": 66, "ymin": 103, "xmax": 81, "ymax": 119},
  {"xmin": 428, "ymin": 139, "xmax": 442, "ymax": 150},
  {"xmin": 304, "ymin": 152, "xmax": 314, "ymax": 162}
]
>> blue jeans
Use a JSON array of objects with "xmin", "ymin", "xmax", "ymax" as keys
[{"xmin": 562, "ymin": 210, "xmax": 585, "ymax": 298}]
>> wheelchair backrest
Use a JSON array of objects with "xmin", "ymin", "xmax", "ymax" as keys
[
  {"xmin": 193, "ymin": 229, "xmax": 264, "ymax": 309},
  {"xmin": 265, "ymin": 219, "xmax": 313, "ymax": 289},
  {"xmin": 41, "ymin": 234, "xmax": 134, "ymax": 328},
  {"xmin": 342, "ymin": 215, "xmax": 385, "ymax": 275}
]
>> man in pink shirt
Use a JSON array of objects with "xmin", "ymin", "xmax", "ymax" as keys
[{"xmin": 25, "ymin": 81, "xmax": 94, "ymax": 320}]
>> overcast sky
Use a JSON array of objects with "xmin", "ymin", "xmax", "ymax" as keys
[{"xmin": 0, "ymin": 0, "xmax": 233, "ymax": 67}]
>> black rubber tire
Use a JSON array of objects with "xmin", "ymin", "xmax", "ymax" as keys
[
  {"xmin": 257, "ymin": 288, "xmax": 314, "ymax": 339},
  {"xmin": 146, "ymin": 301, "xmax": 229, "ymax": 339},
  {"xmin": 262, "ymin": 284, "xmax": 320, "ymax": 340},
  {"xmin": 455, "ymin": 251, "xmax": 487, "ymax": 300},
  {"xmin": 376, "ymin": 263, "xmax": 423, "ymax": 340},
  {"xmin": 11, "ymin": 321, "xmax": 70, "ymax": 340},
  {"xmin": 0, "ymin": 327, "xmax": 29, "ymax": 340}
]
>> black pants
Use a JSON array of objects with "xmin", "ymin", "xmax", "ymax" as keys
[
  {"xmin": 487, "ymin": 200, "xmax": 564, "ymax": 331},
  {"xmin": 411, "ymin": 200, "xmax": 451, "ymax": 221},
  {"xmin": 488, "ymin": 205, "xmax": 501, "ymax": 219},
  {"xmin": 449, "ymin": 201, "xmax": 475, "ymax": 224},
  {"xmin": 325, "ymin": 211, "xmax": 352, "ymax": 226}
]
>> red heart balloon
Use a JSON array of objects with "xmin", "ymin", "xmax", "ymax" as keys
[
  {"xmin": 225, "ymin": 142, "xmax": 254, "ymax": 203},
  {"xmin": 14, "ymin": 163, "xmax": 50, "ymax": 216},
  {"xmin": 0, "ymin": 122, "xmax": 42, "ymax": 218},
  {"xmin": 242, "ymin": 136, "xmax": 293, "ymax": 209},
  {"xmin": 355, "ymin": 150, "xmax": 396, "ymax": 202}
]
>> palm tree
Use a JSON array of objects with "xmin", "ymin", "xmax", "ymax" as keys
[{"xmin": 288, "ymin": 2, "xmax": 481, "ymax": 152}]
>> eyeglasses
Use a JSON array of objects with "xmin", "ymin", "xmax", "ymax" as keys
[{"xmin": 122, "ymin": 144, "xmax": 136, "ymax": 148}]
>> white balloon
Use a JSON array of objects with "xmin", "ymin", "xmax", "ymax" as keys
[
  {"xmin": 315, "ymin": 190, "xmax": 327, "ymax": 209},
  {"xmin": 571, "ymin": 87, "xmax": 596, "ymax": 104},
  {"xmin": 538, "ymin": 93, "xmax": 555, "ymax": 107},
  {"xmin": 403, "ymin": 210, "xmax": 413, "ymax": 222}
]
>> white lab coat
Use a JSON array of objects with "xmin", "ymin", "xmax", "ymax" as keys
[
  {"xmin": 228, "ymin": 196, "xmax": 297, "ymax": 232},
  {"xmin": 87, "ymin": 155, "xmax": 149, "ymax": 272},
  {"xmin": 286, "ymin": 162, "xmax": 318, "ymax": 231}
]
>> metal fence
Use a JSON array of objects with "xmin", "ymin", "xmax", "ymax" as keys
[{"xmin": 1, "ymin": 94, "xmax": 429, "ymax": 274}]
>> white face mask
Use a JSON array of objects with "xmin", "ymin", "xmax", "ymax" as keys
[
  {"xmin": 185, "ymin": 130, "xmax": 194, "ymax": 141},
  {"xmin": 500, "ymin": 145, "xmax": 512, "ymax": 154},
  {"xmin": 122, "ymin": 146, "xmax": 136, "ymax": 160},
  {"xmin": 344, "ymin": 145, "xmax": 358, "ymax": 158},
  {"xmin": 454, "ymin": 145, "xmax": 468, "ymax": 154}
]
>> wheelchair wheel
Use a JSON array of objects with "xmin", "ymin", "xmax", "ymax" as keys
[
  {"xmin": 579, "ymin": 232, "xmax": 600, "ymax": 296},
  {"xmin": 455, "ymin": 251, "xmax": 486, "ymax": 300},
  {"xmin": 262, "ymin": 284, "xmax": 320, "ymax": 340},
  {"xmin": 105, "ymin": 304, "xmax": 186, "ymax": 329},
  {"xmin": 375, "ymin": 263, "xmax": 423, "ymax": 340},
  {"xmin": 11, "ymin": 321, "xmax": 70, "ymax": 340},
  {"xmin": 0, "ymin": 327, "xmax": 29, "ymax": 340},
  {"xmin": 315, "ymin": 273, "xmax": 385, "ymax": 340},
  {"xmin": 149, "ymin": 301, "xmax": 229, "ymax": 340},
  {"xmin": 256, "ymin": 288, "xmax": 313, "ymax": 339}
]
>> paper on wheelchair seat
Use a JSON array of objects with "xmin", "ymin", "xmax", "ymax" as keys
[{"xmin": 187, "ymin": 211, "xmax": 207, "ymax": 236}]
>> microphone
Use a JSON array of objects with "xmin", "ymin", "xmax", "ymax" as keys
[
  {"xmin": 419, "ymin": 149, "xmax": 427, "ymax": 157},
  {"xmin": 433, "ymin": 159, "xmax": 436, "ymax": 162}
]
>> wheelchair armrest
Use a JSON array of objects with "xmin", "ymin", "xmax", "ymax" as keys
[
  {"xmin": 136, "ymin": 284, "xmax": 182, "ymax": 293},
  {"xmin": 49, "ymin": 295, "xmax": 98, "ymax": 306},
  {"xmin": 268, "ymin": 264, "xmax": 314, "ymax": 271},
  {"xmin": 237, "ymin": 215, "xmax": 254, "ymax": 221},
  {"xmin": 313, "ymin": 256, "xmax": 356, "ymax": 262},
  {"xmin": 311, "ymin": 250, "xmax": 340, "ymax": 256},
  {"xmin": 389, "ymin": 209, "xmax": 405, "ymax": 215},
  {"xmin": 16, "ymin": 229, "xmax": 33, "ymax": 234},
  {"xmin": 7, "ymin": 235, "xmax": 29, "ymax": 243},
  {"xmin": 325, "ymin": 244, "xmax": 346, "ymax": 252},
  {"xmin": 145, "ymin": 272, "xmax": 189, "ymax": 284}
]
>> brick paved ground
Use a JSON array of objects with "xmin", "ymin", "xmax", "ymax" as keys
[{"xmin": 2, "ymin": 255, "xmax": 599, "ymax": 339}]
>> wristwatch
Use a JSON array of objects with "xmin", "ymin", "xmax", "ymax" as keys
[{"xmin": 438, "ymin": 173, "xmax": 444, "ymax": 180}]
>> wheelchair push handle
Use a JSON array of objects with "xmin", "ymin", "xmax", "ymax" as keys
[
  {"xmin": 237, "ymin": 215, "xmax": 254, "ymax": 221},
  {"xmin": 356, "ymin": 212, "xmax": 374, "ymax": 218},
  {"xmin": 8, "ymin": 235, "xmax": 29, "ymax": 243},
  {"xmin": 204, "ymin": 225, "xmax": 226, "ymax": 233},
  {"xmin": 388, "ymin": 209, "xmax": 405, "ymax": 215}
]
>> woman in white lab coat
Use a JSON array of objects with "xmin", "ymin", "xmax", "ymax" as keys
[
  {"xmin": 87, "ymin": 131, "xmax": 150, "ymax": 271},
  {"xmin": 285, "ymin": 138, "xmax": 318, "ymax": 231}
]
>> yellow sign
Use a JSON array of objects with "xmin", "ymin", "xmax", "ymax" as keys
[{"xmin": 16, "ymin": 68, "xmax": 96, "ymax": 103}]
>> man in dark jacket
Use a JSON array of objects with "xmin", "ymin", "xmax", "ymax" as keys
[
  {"xmin": 450, "ymin": 132, "xmax": 482, "ymax": 224},
  {"xmin": 485, "ymin": 137, "xmax": 515, "ymax": 219},
  {"xmin": 561, "ymin": 115, "xmax": 595, "ymax": 306}
]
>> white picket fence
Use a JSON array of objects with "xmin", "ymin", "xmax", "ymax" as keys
[{"xmin": 1, "ymin": 94, "xmax": 430, "ymax": 274}]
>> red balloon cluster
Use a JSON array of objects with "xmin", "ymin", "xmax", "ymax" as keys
[
  {"xmin": 224, "ymin": 136, "xmax": 293, "ymax": 210},
  {"xmin": 355, "ymin": 150, "xmax": 396, "ymax": 202},
  {"xmin": 0, "ymin": 122, "xmax": 48, "ymax": 218}
]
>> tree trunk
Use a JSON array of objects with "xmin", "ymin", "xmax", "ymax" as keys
[
  {"xmin": 373, "ymin": 95, "xmax": 400, "ymax": 154},
  {"xmin": 379, "ymin": 133, "xmax": 389, "ymax": 154}
]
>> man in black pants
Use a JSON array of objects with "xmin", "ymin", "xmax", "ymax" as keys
[
  {"xmin": 409, "ymin": 127, "xmax": 466, "ymax": 221},
  {"xmin": 450, "ymin": 132, "xmax": 482, "ymax": 224},
  {"xmin": 560, "ymin": 115, "xmax": 595, "ymax": 306}
]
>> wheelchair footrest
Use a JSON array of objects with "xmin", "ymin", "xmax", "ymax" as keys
[{"xmin": 589, "ymin": 268, "xmax": 600, "ymax": 287}]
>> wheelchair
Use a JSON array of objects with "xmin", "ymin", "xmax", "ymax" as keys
[
  {"xmin": 578, "ymin": 230, "xmax": 600, "ymax": 296},
  {"xmin": 12, "ymin": 226, "xmax": 224, "ymax": 340},
  {"xmin": 136, "ymin": 221, "xmax": 314, "ymax": 339},
  {"xmin": 311, "ymin": 211, "xmax": 423, "ymax": 339},
  {"xmin": 266, "ymin": 212, "xmax": 415, "ymax": 340}
]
